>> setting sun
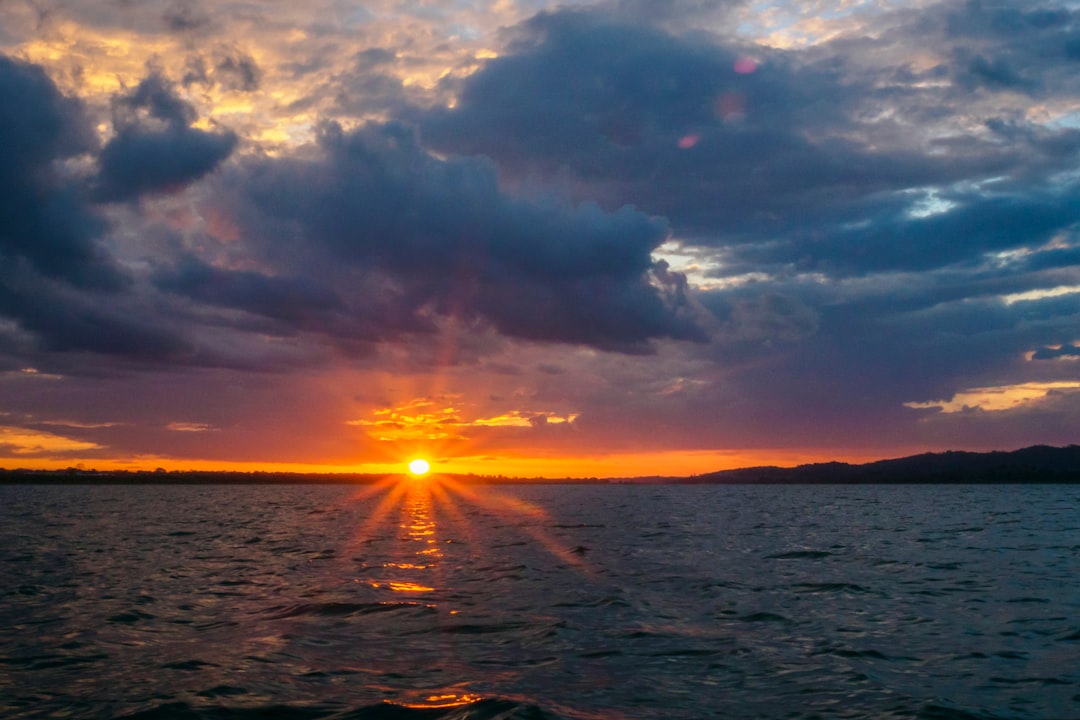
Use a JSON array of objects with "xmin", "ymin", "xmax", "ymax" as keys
[{"xmin": 408, "ymin": 458, "xmax": 431, "ymax": 476}]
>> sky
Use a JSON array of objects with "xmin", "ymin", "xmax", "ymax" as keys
[{"xmin": 1, "ymin": 0, "xmax": 1079, "ymax": 477}]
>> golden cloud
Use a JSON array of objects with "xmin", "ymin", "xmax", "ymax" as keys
[
  {"xmin": 905, "ymin": 381, "xmax": 1080, "ymax": 414},
  {"xmin": 0, "ymin": 426, "xmax": 104, "ymax": 455}
]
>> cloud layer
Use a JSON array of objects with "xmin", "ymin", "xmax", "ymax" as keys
[
  {"xmin": 1, "ymin": 0, "xmax": 1078, "ymax": 468},
  {"xmin": 94, "ymin": 73, "xmax": 238, "ymax": 202}
]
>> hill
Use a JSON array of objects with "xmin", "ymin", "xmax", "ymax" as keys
[{"xmin": 688, "ymin": 444, "xmax": 1080, "ymax": 484}]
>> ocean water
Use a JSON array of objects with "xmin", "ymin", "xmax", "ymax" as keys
[{"xmin": 2, "ymin": 481, "xmax": 1080, "ymax": 720}]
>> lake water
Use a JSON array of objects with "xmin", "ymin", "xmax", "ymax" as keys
[{"xmin": 2, "ymin": 481, "xmax": 1079, "ymax": 720}]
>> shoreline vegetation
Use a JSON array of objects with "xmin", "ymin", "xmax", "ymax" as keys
[{"xmin": 2, "ymin": 445, "xmax": 1079, "ymax": 485}]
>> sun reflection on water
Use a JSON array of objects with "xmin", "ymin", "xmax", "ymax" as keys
[
  {"xmin": 346, "ymin": 472, "xmax": 589, "ymax": 601},
  {"xmin": 369, "ymin": 476, "xmax": 443, "ymax": 594}
]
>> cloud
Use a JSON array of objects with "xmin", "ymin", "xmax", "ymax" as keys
[
  {"xmin": 227, "ymin": 120, "xmax": 708, "ymax": 352},
  {"xmin": 1032, "ymin": 342, "xmax": 1080, "ymax": 360},
  {"xmin": 0, "ymin": 68, "xmax": 199, "ymax": 362},
  {"xmin": 0, "ymin": 56, "xmax": 192, "ymax": 366},
  {"xmin": 163, "ymin": 0, "xmax": 211, "ymax": 33},
  {"xmin": 0, "ymin": 425, "xmax": 103, "ymax": 455},
  {"xmin": 213, "ymin": 50, "xmax": 261, "ymax": 91},
  {"xmin": 701, "ymin": 291, "xmax": 819, "ymax": 345},
  {"xmin": 0, "ymin": 268, "xmax": 192, "ymax": 361},
  {"xmin": 730, "ymin": 182, "xmax": 1080, "ymax": 277},
  {"xmin": 347, "ymin": 396, "xmax": 579, "ymax": 443},
  {"xmin": 0, "ymin": 55, "xmax": 123, "ymax": 289},
  {"xmin": 167, "ymin": 422, "xmax": 214, "ymax": 432},
  {"xmin": 154, "ymin": 257, "xmax": 345, "ymax": 326},
  {"xmin": 354, "ymin": 47, "xmax": 396, "ymax": 72},
  {"xmin": 419, "ymin": 6, "xmax": 1080, "ymax": 268},
  {"xmin": 410, "ymin": 5, "xmax": 1080, "ymax": 449},
  {"xmin": 183, "ymin": 48, "xmax": 262, "ymax": 91},
  {"xmin": 960, "ymin": 54, "xmax": 1033, "ymax": 92},
  {"xmin": 905, "ymin": 382, "xmax": 1080, "ymax": 413},
  {"xmin": 150, "ymin": 256, "xmax": 406, "ymax": 354},
  {"xmin": 94, "ymin": 73, "xmax": 238, "ymax": 202},
  {"xmin": 420, "ymin": 8, "xmax": 1015, "ymax": 253},
  {"xmin": 3, "ymin": 0, "xmax": 1080, "ymax": 462}
]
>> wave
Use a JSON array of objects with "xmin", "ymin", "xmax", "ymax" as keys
[
  {"xmin": 114, "ymin": 699, "xmax": 562, "ymax": 720},
  {"xmin": 764, "ymin": 550, "xmax": 833, "ymax": 559},
  {"xmin": 262, "ymin": 602, "xmax": 435, "ymax": 620}
]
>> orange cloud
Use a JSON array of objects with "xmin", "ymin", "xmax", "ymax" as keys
[
  {"xmin": 905, "ymin": 381, "xmax": 1080, "ymax": 414},
  {"xmin": 347, "ymin": 398, "xmax": 578, "ymax": 442},
  {"xmin": 0, "ymin": 426, "xmax": 103, "ymax": 455}
]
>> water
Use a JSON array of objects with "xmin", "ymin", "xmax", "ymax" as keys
[{"xmin": 2, "ymin": 481, "xmax": 1080, "ymax": 720}]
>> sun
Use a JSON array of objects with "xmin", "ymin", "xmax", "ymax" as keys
[{"xmin": 408, "ymin": 458, "xmax": 431, "ymax": 476}]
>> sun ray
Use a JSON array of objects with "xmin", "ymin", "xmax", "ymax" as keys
[
  {"xmin": 428, "ymin": 477, "xmax": 483, "ymax": 555},
  {"xmin": 438, "ymin": 477, "xmax": 592, "ymax": 572},
  {"xmin": 340, "ymin": 468, "xmax": 594, "ymax": 599},
  {"xmin": 342, "ymin": 476, "xmax": 412, "ymax": 558}
]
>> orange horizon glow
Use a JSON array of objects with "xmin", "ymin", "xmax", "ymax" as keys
[{"xmin": 0, "ymin": 446, "xmax": 935, "ymax": 478}]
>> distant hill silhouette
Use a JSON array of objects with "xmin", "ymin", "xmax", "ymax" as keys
[{"xmin": 688, "ymin": 445, "xmax": 1080, "ymax": 484}]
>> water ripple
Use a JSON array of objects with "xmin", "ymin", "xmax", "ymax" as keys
[{"xmin": 2, "ymin": 483, "xmax": 1079, "ymax": 720}]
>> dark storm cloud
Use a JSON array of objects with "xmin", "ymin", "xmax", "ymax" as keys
[
  {"xmin": 944, "ymin": 1, "xmax": 1076, "ymax": 42},
  {"xmin": 155, "ymin": 258, "xmax": 344, "ymax": 325},
  {"xmin": 419, "ymin": 5, "xmax": 1080, "ymax": 265},
  {"xmin": 233, "ymin": 121, "xmax": 706, "ymax": 351},
  {"xmin": 0, "ymin": 269, "xmax": 190, "ymax": 361},
  {"xmin": 0, "ymin": 57, "xmax": 229, "ymax": 368},
  {"xmin": 390, "ymin": 1, "xmax": 1078, "ymax": 445},
  {"xmin": 418, "ymin": 8, "xmax": 1019, "ymax": 247},
  {"xmin": 94, "ymin": 73, "xmax": 237, "ymax": 202},
  {"xmin": 421, "ymin": 9, "xmax": 748, "ymax": 170},
  {"xmin": 938, "ymin": 1, "xmax": 1080, "ymax": 96},
  {"xmin": 410, "ymin": 1, "xmax": 1080, "ymax": 423},
  {"xmin": 150, "ymin": 257, "xmax": 406, "ymax": 349},
  {"xmin": 0, "ymin": 55, "xmax": 123, "ymax": 289},
  {"xmin": 959, "ymin": 53, "xmax": 1033, "ymax": 92},
  {"xmin": 721, "ymin": 180, "xmax": 1080, "ymax": 277},
  {"xmin": 1067, "ymin": 35, "xmax": 1080, "ymax": 60}
]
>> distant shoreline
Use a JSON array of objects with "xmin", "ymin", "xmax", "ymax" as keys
[{"xmin": 2, "ymin": 445, "xmax": 1079, "ymax": 485}]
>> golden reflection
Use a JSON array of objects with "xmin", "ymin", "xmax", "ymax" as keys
[
  {"xmin": 344, "ymin": 471, "xmax": 590, "ymax": 601},
  {"xmin": 385, "ymin": 581, "xmax": 435, "ymax": 593},
  {"xmin": 369, "ymin": 476, "xmax": 444, "ymax": 595},
  {"xmin": 400, "ymin": 690, "xmax": 483, "ymax": 710}
]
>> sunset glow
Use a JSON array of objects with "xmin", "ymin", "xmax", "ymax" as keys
[{"xmin": 1, "ymin": 1, "xmax": 1077, "ymax": 477}]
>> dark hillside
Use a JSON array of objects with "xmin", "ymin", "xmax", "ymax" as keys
[{"xmin": 691, "ymin": 445, "xmax": 1080, "ymax": 484}]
